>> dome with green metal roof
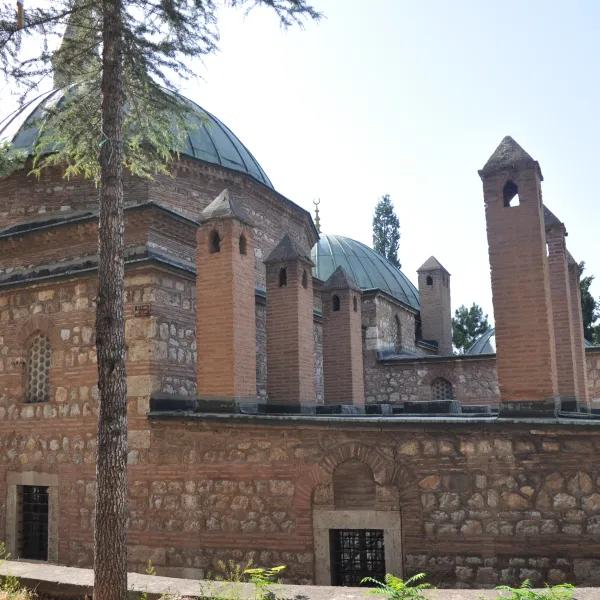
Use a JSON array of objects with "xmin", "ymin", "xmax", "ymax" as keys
[
  {"xmin": 311, "ymin": 234, "xmax": 420, "ymax": 310},
  {"xmin": 0, "ymin": 89, "xmax": 273, "ymax": 189}
]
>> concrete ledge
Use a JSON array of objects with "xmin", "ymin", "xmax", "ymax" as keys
[{"xmin": 1, "ymin": 561, "xmax": 599, "ymax": 599}]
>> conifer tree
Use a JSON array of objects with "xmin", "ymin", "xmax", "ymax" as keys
[
  {"xmin": 0, "ymin": 2, "xmax": 320, "ymax": 599},
  {"xmin": 452, "ymin": 303, "xmax": 491, "ymax": 354},
  {"xmin": 372, "ymin": 194, "xmax": 401, "ymax": 268},
  {"xmin": 579, "ymin": 262, "xmax": 600, "ymax": 344}
]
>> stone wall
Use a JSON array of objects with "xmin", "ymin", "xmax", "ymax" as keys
[{"xmin": 364, "ymin": 355, "xmax": 499, "ymax": 405}]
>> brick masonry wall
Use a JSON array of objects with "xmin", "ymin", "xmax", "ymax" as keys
[{"xmin": 5, "ymin": 413, "xmax": 600, "ymax": 587}]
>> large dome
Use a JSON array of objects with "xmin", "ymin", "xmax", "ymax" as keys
[
  {"xmin": 312, "ymin": 234, "xmax": 420, "ymax": 310},
  {"xmin": 0, "ymin": 89, "xmax": 273, "ymax": 189}
]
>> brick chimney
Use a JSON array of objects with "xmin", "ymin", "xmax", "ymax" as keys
[
  {"xmin": 196, "ymin": 189, "xmax": 256, "ymax": 404},
  {"xmin": 264, "ymin": 234, "xmax": 315, "ymax": 406},
  {"xmin": 322, "ymin": 266, "xmax": 365, "ymax": 406},
  {"xmin": 545, "ymin": 208, "xmax": 579, "ymax": 410},
  {"xmin": 479, "ymin": 136, "xmax": 559, "ymax": 416},
  {"xmin": 567, "ymin": 253, "xmax": 590, "ymax": 410},
  {"xmin": 417, "ymin": 256, "xmax": 452, "ymax": 355}
]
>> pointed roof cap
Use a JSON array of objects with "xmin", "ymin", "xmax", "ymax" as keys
[
  {"xmin": 418, "ymin": 256, "xmax": 450, "ymax": 274},
  {"xmin": 543, "ymin": 205, "xmax": 566, "ymax": 234},
  {"xmin": 479, "ymin": 136, "xmax": 543, "ymax": 180},
  {"xmin": 265, "ymin": 234, "xmax": 313, "ymax": 265},
  {"xmin": 322, "ymin": 265, "xmax": 360, "ymax": 291},
  {"xmin": 200, "ymin": 188, "xmax": 254, "ymax": 225}
]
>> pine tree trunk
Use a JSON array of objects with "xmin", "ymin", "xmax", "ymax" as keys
[{"xmin": 94, "ymin": 0, "xmax": 127, "ymax": 598}]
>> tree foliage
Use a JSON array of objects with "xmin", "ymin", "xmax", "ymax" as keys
[
  {"xmin": 372, "ymin": 194, "xmax": 401, "ymax": 268},
  {"xmin": 578, "ymin": 262, "xmax": 600, "ymax": 344},
  {"xmin": 0, "ymin": 3, "xmax": 320, "ymax": 600},
  {"xmin": 452, "ymin": 303, "xmax": 491, "ymax": 354}
]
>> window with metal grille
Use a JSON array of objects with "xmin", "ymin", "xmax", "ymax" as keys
[
  {"xmin": 18, "ymin": 485, "xmax": 49, "ymax": 560},
  {"xmin": 431, "ymin": 377, "xmax": 453, "ymax": 400},
  {"xmin": 25, "ymin": 334, "xmax": 51, "ymax": 403},
  {"xmin": 330, "ymin": 529, "xmax": 385, "ymax": 587}
]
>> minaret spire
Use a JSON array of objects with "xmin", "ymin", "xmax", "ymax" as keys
[
  {"xmin": 16, "ymin": 1, "xmax": 24, "ymax": 29},
  {"xmin": 313, "ymin": 198, "xmax": 321, "ymax": 235}
]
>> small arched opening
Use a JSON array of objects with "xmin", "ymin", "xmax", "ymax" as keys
[
  {"xmin": 302, "ymin": 269, "xmax": 308, "ymax": 289},
  {"xmin": 239, "ymin": 234, "xmax": 247, "ymax": 255},
  {"xmin": 503, "ymin": 180, "xmax": 520, "ymax": 207},
  {"xmin": 278, "ymin": 267, "xmax": 288, "ymax": 287},
  {"xmin": 431, "ymin": 377, "xmax": 454, "ymax": 400},
  {"xmin": 332, "ymin": 294, "xmax": 341, "ymax": 312},
  {"xmin": 353, "ymin": 296, "xmax": 358, "ymax": 312},
  {"xmin": 209, "ymin": 230, "xmax": 221, "ymax": 253},
  {"xmin": 426, "ymin": 275, "xmax": 433, "ymax": 286}
]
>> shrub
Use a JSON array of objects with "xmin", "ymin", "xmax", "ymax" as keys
[
  {"xmin": 360, "ymin": 573, "xmax": 432, "ymax": 600},
  {"xmin": 496, "ymin": 579, "xmax": 575, "ymax": 600}
]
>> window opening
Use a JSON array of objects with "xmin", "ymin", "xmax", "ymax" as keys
[
  {"xmin": 503, "ymin": 180, "xmax": 520, "ymax": 207},
  {"xmin": 330, "ymin": 529, "xmax": 385, "ymax": 587},
  {"xmin": 426, "ymin": 275, "xmax": 433, "ymax": 286},
  {"xmin": 332, "ymin": 295, "xmax": 341, "ymax": 312},
  {"xmin": 209, "ymin": 230, "xmax": 221, "ymax": 253},
  {"xmin": 279, "ymin": 267, "xmax": 287, "ymax": 287},
  {"xmin": 431, "ymin": 377, "xmax": 453, "ymax": 400},
  {"xmin": 239, "ymin": 234, "xmax": 247, "ymax": 255},
  {"xmin": 25, "ymin": 334, "xmax": 51, "ymax": 403},
  {"xmin": 394, "ymin": 315, "xmax": 402, "ymax": 353},
  {"xmin": 19, "ymin": 485, "xmax": 49, "ymax": 560},
  {"xmin": 302, "ymin": 270, "xmax": 308, "ymax": 289},
  {"xmin": 353, "ymin": 296, "xmax": 358, "ymax": 312}
]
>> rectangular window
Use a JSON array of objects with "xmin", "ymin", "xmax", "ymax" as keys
[
  {"xmin": 330, "ymin": 528, "xmax": 385, "ymax": 587},
  {"xmin": 18, "ymin": 485, "xmax": 49, "ymax": 560}
]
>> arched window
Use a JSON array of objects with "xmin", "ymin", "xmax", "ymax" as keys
[
  {"xmin": 353, "ymin": 296, "xmax": 358, "ymax": 312},
  {"xmin": 332, "ymin": 294, "xmax": 341, "ymax": 312},
  {"xmin": 25, "ymin": 333, "xmax": 51, "ymax": 403},
  {"xmin": 239, "ymin": 234, "xmax": 247, "ymax": 255},
  {"xmin": 279, "ymin": 267, "xmax": 287, "ymax": 287},
  {"xmin": 333, "ymin": 460, "xmax": 375, "ymax": 509},
  {"xmin": 431, "ymin": 377, "xmax": 453, "ymax": 400},
  {"xmin": 426, "ymin": 275, "xmax": 433, "ymax": 286},
  {"xmin": 209, "ymin": 230, "xmax": 221, "ymax": 253},
  {"xmin": 394, "ymin": 315, "xmax": 402, "ymax": 353},
  {"xmin": 301, "ymin": 269, "xmax": 308, "ymax": 289},
  {"xmin": 503, "ymin": 180, "xmax": 520, "ymax": 207}
]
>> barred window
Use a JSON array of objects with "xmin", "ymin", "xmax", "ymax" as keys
[
  {"xmin": 25, "ymin": 334, "xmax": 51, "ymax": 403},
  {"xmin": 431, "ymin": 377, "xmax": 453, "ymax": 400}
]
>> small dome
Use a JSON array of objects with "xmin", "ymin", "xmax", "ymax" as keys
[
  {"xmin": 312, "ymin": 234, "xmax": 420, "ymax": 310},
  {"xmin": 466, "ymin": 327, "xmax": 595, "ymax": 355},
  {"xmin": 0, "ymin": 89, "xmax": 273, "ymax": 189}
]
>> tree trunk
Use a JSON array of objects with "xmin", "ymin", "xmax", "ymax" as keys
[{"xmin": 94, "ymin": 0, "xmax": 127, "ymax": 599}]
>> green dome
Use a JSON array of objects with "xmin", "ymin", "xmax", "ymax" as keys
[
  {"xmin": 312, "ymin": 234, "xmax": 420, "ymax": 310},
  {"xmin": 0, "ymin": 89, "xmax": 273, "ymax": 189}
]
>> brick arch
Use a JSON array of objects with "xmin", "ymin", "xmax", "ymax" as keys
[{"xmin": 15, "ymin": 314, "xmax": 62, "ymax": 350}]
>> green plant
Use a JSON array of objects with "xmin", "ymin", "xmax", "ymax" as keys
[
  {"xmin": 139, "ymin": 560, "xmax": 156, "ymax": 600},
  {"xmin": 360, "ymin": 573, "xmax": 432, "ymax": 600},
  {"xmin": 496, "ymin": 579, "xmax": 575, "ymax": 600},
  {"xmin": 243, "ymin": 566, "xmax": 286, "ymax": 600}
]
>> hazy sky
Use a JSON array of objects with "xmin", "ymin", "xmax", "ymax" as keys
[{"xmin": 4, "ymin": 0, "xmax": 600, "ymax": 321}]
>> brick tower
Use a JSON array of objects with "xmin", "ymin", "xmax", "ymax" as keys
[
  {"xmin": 196, "ymin": 189, "xmax": 256, "ymax": 404},
  {"xmin": 265, "ymin": 234, "xmax": 315, "ymax": 406},
  {"xmin": 479, "ymin": 136, "xmax": 559, "ymax": 416},
  {"xmin": 545, "ymin": 208, "xmax": 579, "ymax": 410},
  {"xmin": 322, "ymin": 266, "xmax": 365, "ymax": 406},
  {"xmin": 417, "ymin": 257, "xmax": 452, "ymax": 355}
]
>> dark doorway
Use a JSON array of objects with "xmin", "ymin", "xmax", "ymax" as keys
[
  {"xmin": 330, "ymin": 529, "xmax": 385, "ymax": 586},
  {"xmin": 19, "ymin": 485, "xmax": 49, "ymax": 560}
]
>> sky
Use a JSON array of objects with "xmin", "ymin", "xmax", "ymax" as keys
[{"xmin": 3, "ymin": 0, "xmax": 600, "ymax": 322}]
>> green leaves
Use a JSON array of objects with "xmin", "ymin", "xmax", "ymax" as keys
[
  {"xmin": 0, "ymin": 141, "xmax": 26, "ymax": 178},
  {"xmin": 243, "ymin": 566, "xmax": 286, "ymax": 600},
  {"xmin": 361, "ymin": 572, "xmax": 432, "ymax": 600},
  {"xmin": 496, "ymin": 579, "xmax": 575, "ymax": 600},
  {"xmin": 452, "ymin": 302, "xmax": 491, "ymax": 354}
]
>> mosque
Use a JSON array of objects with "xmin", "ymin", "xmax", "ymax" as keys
[{"xmin": 1, "ymin": 88, "xmax": 600, "ymax": 588}]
